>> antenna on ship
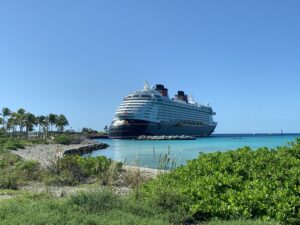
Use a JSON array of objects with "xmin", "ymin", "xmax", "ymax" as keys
[
  {"xmin": 144, "ymin": 81, "xmax": 150, "ymax": 91},
  {"xmin": 188, "ymin": 95, "xmax": 197, "ymax": 105}
]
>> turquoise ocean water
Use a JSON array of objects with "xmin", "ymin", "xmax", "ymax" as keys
[{"xmin": 91, "ymin": 134, "xmax": 300, "ymax": 168}]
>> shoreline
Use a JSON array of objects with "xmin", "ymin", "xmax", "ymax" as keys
[
  {"xmin": 10, "ymin": 142, "xmax": 105, "ymax": 167},
  {"xmin": 10, "ymin": 142, "xmax": 165, "ymax": 175},
  {"xmin": 6, "ymin": 142, "xmax": 164, "ymax": 197}
]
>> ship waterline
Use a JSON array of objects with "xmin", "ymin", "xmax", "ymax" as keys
[
  {"xmin": 109, "ymin": 83, "xmax": 217, "ymax": 139},
  {"xmin": 109, "ymin": 119, "xmax": 216, "ymax": 139}
]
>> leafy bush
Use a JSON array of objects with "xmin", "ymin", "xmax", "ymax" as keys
[
  {"xmin": 0, "ymin": 169, "xmax": 22, "ymax": 189},
  {"xmin": 54, "ymin": 135, "xmax": 72, "ymax": 145},
  {"xmin": 140, "ymin": 138, "xmax": 300, "ymax": 225},
  {"xmin": 203, "ymin": 219, "xmax": 279, "ymax": 225},
  {"xmin": 0, "ymin": 138, "xmax": 25, "ymax": 150},
  {"xmin": 0, "ymin": 151, "xmax": 42, "ymax": 189},
  {"xmin": 0, "ymin": 151, "xmax": 22, "ymax": 168},
  {"xmin": 54, "ymin": 134, "xmax": 82, "ymax": 145},
  {"xmin": 16, "ymin": 160, "xmax": 41, "ymax": 181},
  {"xmin": 44, "ymin": 155, "xmax": 121, "ymax": 186}
]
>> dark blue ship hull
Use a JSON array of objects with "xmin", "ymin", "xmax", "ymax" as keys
[{"xmin": 108, "ymin": 119, "xmax": 216, "ymax": 139}]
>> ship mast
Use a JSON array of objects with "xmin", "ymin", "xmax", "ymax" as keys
[{"xmin": 144, "ymin": 81, "xmax": 150, "ymax": 91}]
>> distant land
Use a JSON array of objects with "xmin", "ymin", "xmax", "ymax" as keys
[{"xmin": 211, "ymin": 133, "xmax": 300, "ymax": 137}]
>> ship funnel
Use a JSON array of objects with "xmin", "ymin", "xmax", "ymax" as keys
[
  {"xmin": 175, "ymin": 90, "xmax": 188, "ymax": 103},
  {"xmin": 154, "ymin": 84, "xmax": 168, "ymax": 97}
]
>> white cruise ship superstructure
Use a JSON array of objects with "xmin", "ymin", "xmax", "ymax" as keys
[{"xmin": 108, "ymin": 83, "xmax": 217, "ymax": 139}]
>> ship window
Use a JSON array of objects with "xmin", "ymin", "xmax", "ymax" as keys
[{"xmin": 133, "ymin": 95, "xmax": 139, "ymax": 97}]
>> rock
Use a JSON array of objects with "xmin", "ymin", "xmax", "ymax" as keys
[{"xmin": 136, "ymin": 135, "xmax": 195, "ymax": 140}]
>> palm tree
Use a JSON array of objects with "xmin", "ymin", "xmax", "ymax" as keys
[
  {"xmin": 37, "ymin": 115, "xmax": 49, "ymax": 138},
  {"xmin": 48, "ymin": 113, "xmax": 58, "ymax": 132},
  {"xmin": 1, "ymin": 107, "xmax": 11, "ymax": 132},
  {"xmin": 7, "ymin": 114, "xmax": 17, "ymax": 134},
  {"xmin": 55, "ymin": 114, "xmax": 69, "ymax": 132},
  {"xmin": 104, "ymin": 125, "xmax": 108, "ymax": 133},
  {"xmin": 25, "ymin": 112, "xmax": 36, "ymax": 134},
  {"xmin": 9, "ymin": 112, "xmax": 18, "ymax": 133},
  {"xmin": 16, "ymin": 108, "xmax": 26, "ymax": 133}
]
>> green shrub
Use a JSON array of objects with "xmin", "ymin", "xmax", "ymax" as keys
[
  {"xmin": 0, "ymin": 151, "xmax": 42, "ymax": 189},
  {"xmin": 140, "ymin": 138, "xmax": 300, "ymax": 225},
  {"xmin": 1, "ymin": 139, "xmax": 25, "ymax": 150},
  {"xmin": 16, "ymin": 160, "xmax": 41, "ymax": 181},
  {"xmin": 69, "ymin": 190, "xmax": 121, "ymax": 212},
  {"xmin": 54, "ymin": 135, "xmax": 72, "ymax": 145},
  {"xmin": 203, "ymin": 219, "xmax": 280, "ymax": 225},
  {"xmin": 44, "ymin": 155, "xmax": 119, "ymax": 186},
  {"xmin": 54, "ymin": 134, "xmax": 82, "ymax": 145},
  {"xmin": 0, "ymin": 151, "xmax": 22, "ymax": 168},
  {"xmin": 0, "ymin": 169, "xmax": 22, "ymax": 189}
]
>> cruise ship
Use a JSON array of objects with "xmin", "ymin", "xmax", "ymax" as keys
[{"xmin": 108, "ymin": 83, "xmax": 217, "ymax": 139}]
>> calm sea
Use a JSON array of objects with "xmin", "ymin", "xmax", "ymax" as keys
[{"xmin": 90, "ymin": 134, "xmax": 300, "ymax": 168}]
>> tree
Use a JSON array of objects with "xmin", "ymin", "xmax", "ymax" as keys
[
  {"xmin": 48, "ymin": 113, "xmax": 58, "ymax": 132},
  {"xmin": 16, "ymin": 108, "xmax": 26, "ymax": 133},
  {"xmin": 8, "ymin": 112, "xmax": 18, "ymax": 133},
  {"xmin": 55, "ymin": 114, "xmax": 69, "ymax": 132},
  {"xmin": 24, "ymin": 112, "xmax": 36, "ymax": 133},
  {"xmin": 2, "ymin": 107, "xmax": 11, "ymax": 117},
  {"xmin": 36, "ymin": 115, "xmax": 49, "ymax": 138},
  {"xmin": 104, "ymin": 125, "xmax": 109, "ymax": 133},
  {"xmin": 1, "ymin": 107, "xmax": 11, "ymax": 131}
]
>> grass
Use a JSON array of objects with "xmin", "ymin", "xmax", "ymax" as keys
[
  {"xmin": 0, "ymin": 190, "xmax": 278, "ymax": 225},
  {"xmin": 0, "ymin": 137, "xmax": 50, "ymax": 151},
  {"xmin": 201, "ymin": 220, "xmax": 279, "ymax": 225},
  {"xmin": 0, "ymin": 191, "xmax": 173, "ymax": 225}
]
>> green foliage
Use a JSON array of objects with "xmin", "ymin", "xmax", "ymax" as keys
[
  {"xmin": 0, "ymin": 170, "xmax": 22, "ymax": 190},
  {"xmin": 0, "ymin": 151, "xmax": 41, "ymax": 189},
  {"xmin": 69, "ymin": 190, "xmax": 121, "ymax": 212},
  {"xmin": 202, "ymin": 219, "xmax": 279, "ymax": 225},
  {"xmin": 0, "ymin": 151, "xmax": 22, "ymax": 168},
  {"xmin": 141, "ymin": 138, "xmax": 300, "ymax": 225},
  {"xmin": 55, "ymin": 114, "xmax": 69, "ymax": 132},
  {"xmin": 0, "ymin": 191, "xmax": 275, "ymax": 225},
  {"xmin": 0, "ymin": 137, "xmax": 50, "ymax": 152},
  {"xmin": 54, "ymin": 134, "xmax": 73, "ymax": 145},
  {"xmin": 16, "ymin": 160, "xmax": 41, "ymax": 181},
  {"xmin": 44, "ymin": 155, "xmax": 120, "ymax": 186},
  {"xmin": 0, "ymin": 138, "xmax": 25, "ymax": 150},
  {"xmin": 53, "ymin": 134, "xmax": 82, "ymax": 145},
  {"xmin": 0, "ymin": 191, "xmax": 173, "ymax": 225}
]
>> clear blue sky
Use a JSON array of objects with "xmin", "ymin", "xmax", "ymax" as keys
[{"xmin": 0, "ymin": 0, "xmax": 299, "ymax": 133}]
